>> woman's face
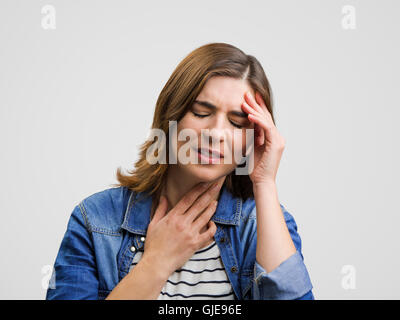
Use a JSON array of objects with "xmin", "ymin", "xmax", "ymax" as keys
[{"xmin": 174, "ymin": 76, "xmax": 255, "ymax": 182}]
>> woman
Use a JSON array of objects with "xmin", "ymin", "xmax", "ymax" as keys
[{"xmin": 46, "ymin": 42, "xmax": 314, "ymax": 300}]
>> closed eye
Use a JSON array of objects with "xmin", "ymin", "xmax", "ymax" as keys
[
  {"xmin": 192, "ymin": 112, "xmax": 208, "ymax": 118},
  {"xmin": 192, "ymin": 111, "xmax": 243, "ymax": 129}
]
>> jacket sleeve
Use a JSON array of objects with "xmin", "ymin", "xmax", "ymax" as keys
[
  {"xmin": 46, "ymin": 204, "xmax": 99, "ymax": 300},
  {"xmin": 251, "ymin": 204, "xmax": 314, "ymax": 300}
]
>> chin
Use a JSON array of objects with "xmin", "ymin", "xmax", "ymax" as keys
[{"xmin": 179, "ymin": 162, "xmax": 232, "ymax": 183}]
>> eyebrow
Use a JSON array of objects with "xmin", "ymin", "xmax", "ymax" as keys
[{"xmin": 193, "ymin": 100, "xmax": 248, "ymax": 118}]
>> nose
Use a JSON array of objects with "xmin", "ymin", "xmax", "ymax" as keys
[
  {"xmin": 199, "ymin": 117, "xmax": 231, "ymax": 155},
  {"xmin": 203, "ymin": 117, "xmax": 226, "ymax": 143}
]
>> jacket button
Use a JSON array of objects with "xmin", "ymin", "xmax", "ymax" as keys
[
  {"xmin": 231, "ymin": 266, "xmax": 238, "ymax": 273},
  {"xmin": 140, "ymin": 236, "xmax": 145, "ymax": 242},
  {"xmin": 130, "ymin": 246, "xmax": 136, "ymax": 252}
]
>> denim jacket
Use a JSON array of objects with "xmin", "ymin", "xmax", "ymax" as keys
[{"xmin": 46, "ymin": 184, "xmax": 314, "ymax": 300}]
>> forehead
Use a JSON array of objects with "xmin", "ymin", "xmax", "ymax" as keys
[{"xmin": 196, "ymin": 76, "xmax": 255, "ymax": 111}]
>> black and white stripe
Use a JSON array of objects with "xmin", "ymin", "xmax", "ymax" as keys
[{"xmin": 129, "ymin": 241, "xmax": 235, "ymax": 300}]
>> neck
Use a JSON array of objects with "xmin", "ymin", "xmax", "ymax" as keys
[{"xmin": 160, "ymin": 165, "xmax": 226, "ymax": 213}]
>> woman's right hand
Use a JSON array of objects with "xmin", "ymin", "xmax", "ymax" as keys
[{"xmin": 140, "ymin": 180, "xmax": 224, "ymax": 280}]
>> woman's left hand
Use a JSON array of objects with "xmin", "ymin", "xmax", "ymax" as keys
[{"xmin": 241, "ymin": 91, "xmax": 286, "ymax": 185}]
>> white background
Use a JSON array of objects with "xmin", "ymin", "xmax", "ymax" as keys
[{"xmin": 0, "ymin": 0, "xmax": 399, "ymax": 299}]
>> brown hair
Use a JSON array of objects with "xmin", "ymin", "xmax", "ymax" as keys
[{"xmin": 111, "ymin": 42, "xmax": 275, "ymax": 219}]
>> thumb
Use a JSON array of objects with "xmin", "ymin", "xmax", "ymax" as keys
[{"xmin": 151, "ymin": 195, "xmax": 169, "ymax": 225}]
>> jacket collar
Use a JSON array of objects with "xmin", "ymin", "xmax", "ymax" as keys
[{"xmin": 120, "ymin": 184, "xmax": 242, "ymax": 236}]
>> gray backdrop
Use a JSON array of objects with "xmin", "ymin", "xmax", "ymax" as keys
[{"xmin": 1, "ymin": 0, "xmax": 399, "ymax": 299}]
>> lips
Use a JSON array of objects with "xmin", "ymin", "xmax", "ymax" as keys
[{"xmin": 197, "ymin": 148, "xmax": 224, "ymax": 159}]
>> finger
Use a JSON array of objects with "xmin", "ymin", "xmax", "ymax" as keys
[
  {"xmin": 242, "ymin": 97, "xmax": 275, "ymax": 132},
  {"xmin": 241, "ymin": 100, "xmax": 261, "ymax": 117},
  {"xmin": 171, "ymin": 181, "xmax": 215, "ymax": 217},
  {"xmin": 255, "ymin": 124, "xmax": 265, "ymax": 146},
  {"xmin": 250, "ymin": 114, "xmax": 283, "ymax": 149},
  {"xmin": 192, "ymin": 200, "xmax": 218, "ymax": 231},
  {"xmin": 240, "ymin": 101, "xmax": 265, "ymax": 146},
  {"xmin": 150, "ymin": 195, "xmax": 168, "ymax": 225},
  {"xmin": 247, "ymin": 114, "xmax": 265, "ymax": 146},
  {"xmin": 245, "ymin": 91, "xmax": 275, "ymax": 131},
  {"xmin": 198, "ymin": 220, "xmax": 217, "ymax": 246},
  {"xmin": 244, "ymin": 91, "xmax": 264, "ymax": 114},
  {"xmin": 184, "ymin": 180, "xmax": 223, "ymax": 222},
  {"xmin": 254, "ymin": 91, "xmax": 274, "ymax": 124},
  {"xmin": 255, "ymin": 91, "xmax": 268, "ymax": 110},
  {"xmin": 248, "ymin": 114, "xmax": 272, "ymax": 132}
]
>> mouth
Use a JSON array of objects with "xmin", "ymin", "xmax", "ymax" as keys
[
  {"xmin": 194, "ymin": 147, "xmax": 224, "ymax": 164},
  {"xmin": 198, "ymin": 148, "xmax": 224, "ymax": 158}
]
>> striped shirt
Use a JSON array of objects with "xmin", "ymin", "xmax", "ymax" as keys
[{"xmin": 129, "ymin": 240, "xmax": 235, "ymax": 300}]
